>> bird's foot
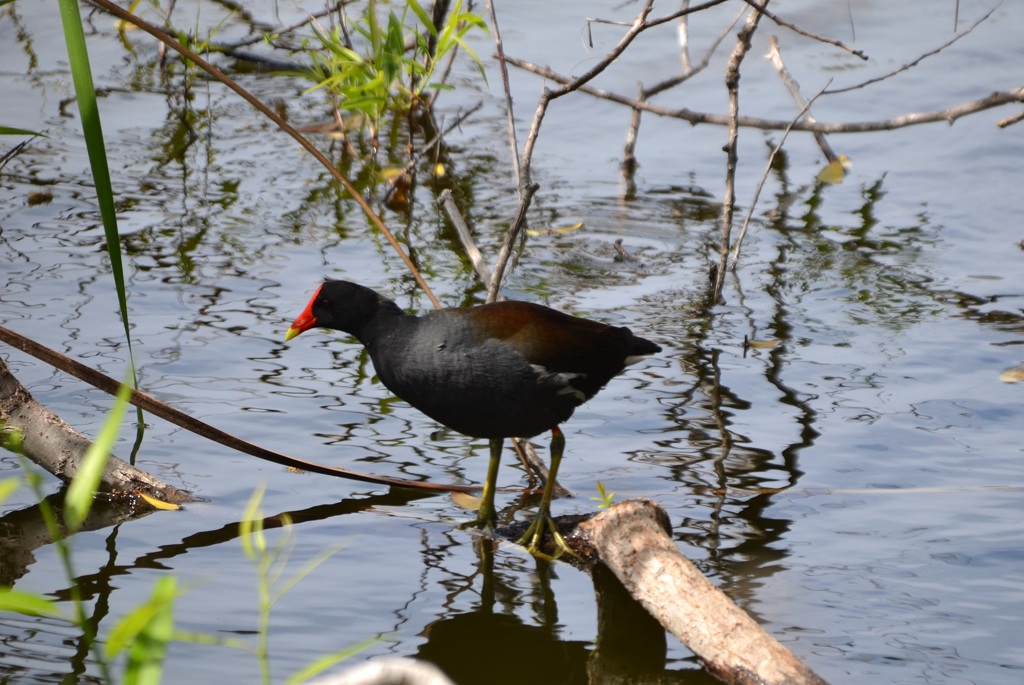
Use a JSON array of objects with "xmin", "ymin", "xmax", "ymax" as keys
[
  {"xmin": 516, "ymin": 510, "xmax": 578, "ymax": 560},
  {"xmin": 458, "ymin": 510, "xmax": 496, "ymax": 537}
]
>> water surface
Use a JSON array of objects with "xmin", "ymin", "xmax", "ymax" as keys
[{"xmin": 1, "ymin": 1, "xmax": 1022, "ymax": 683}]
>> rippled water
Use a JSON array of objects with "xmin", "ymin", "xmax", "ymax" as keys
[{"xmin": 2, "ymin": 1, "xmax": 1022, "ymax": 683}]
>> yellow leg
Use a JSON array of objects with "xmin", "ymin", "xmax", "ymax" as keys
[
  {"xmin": 475, "ymin": 437, "xmax": 503, "ymax": 531},
  {"xmin": 517, "ymin": 427, "xmax": 575, "ymax": 558}
]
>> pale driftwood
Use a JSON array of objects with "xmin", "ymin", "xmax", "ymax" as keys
[
  {"xmin": 438, "ymin": 188, "xmax": 492, "ymax": 289},
  {"xmin": 306, "ymin": 659, "xmax": 454, "ymax": 685},
  {"xmin": 576, "ymin": 499, "xmax": 829, "ymax": 685},
  {"xmin": 0, "ymin": 357, "xmax": 193, "ymax": 504}
]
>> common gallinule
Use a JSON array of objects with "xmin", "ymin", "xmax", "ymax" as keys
[{"xmin": 285, "ymin": 280, "xmax": 661, "ymax": 554}]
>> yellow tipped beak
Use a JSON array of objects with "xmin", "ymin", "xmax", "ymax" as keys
[
  {"xmin": 285, "ymin": 285, "xmax": 321, "ymax": 342},
  {"xmin": 284, "ymin": 311, "xmax": 317, "ymax": 342}
]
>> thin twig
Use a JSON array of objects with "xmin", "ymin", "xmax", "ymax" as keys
[
  {"xmin": 489, "ymin": 0, "xmax": 657, "ymax": 300},
  {"xmin": 622, "ymin": 3, "xmax": 744, "ymax": 183},
  {"xmin": 730, "ymin": 84, "xmax": 830, "ymax": 271},
  {"xmin": 643, "ymin": 3, "xmax": 744, "ymax": 100},
  {"xmin": 439, "ymin": 189, "xmax": 492, "ymax": 288},
  {"xmin": 487, "ymin": 1, "xmax": 522, "ymax": 194},
  {"xmin": 487, "ymin": 183, "xmax": 538, "ymax": 303},
  {"xmin": 640, "ymin": 0, "xmax": 732, "ymax": 30},
  {"xmin": 713, "ymin": 1, "xmax": 769, "ymax": 304},
  {"xmin": 520, "ymin": 0, "xmax": 656, "ymax": 181},
  {"xmin": 740, "ymin": 0, "xmax": 867, "ymax": 60},
  {"xmin": 0, "ymin": 326, "xmax": 480, "ymax": 493},
  {"xmin": 766, "ymin": 35, "xmax": 837, "ymax": 162},
  {"xmin": 824, "ymin": 5, "xmax": 998, "ymax": 95},
  {"xmin": 495, "ymin": 0, "xmax": 655, "ymax": 295},
  {"xmin": 998, "ymin": 110, "xmax": 1024, "ymax": 128}
]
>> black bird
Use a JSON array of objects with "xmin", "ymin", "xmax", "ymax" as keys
[{"xmin": 286, "ymin": 280, "xmax": 660, "ymax": 554}]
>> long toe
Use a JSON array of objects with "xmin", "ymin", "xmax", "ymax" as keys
[{"xmin": 517, "ymin": 511, "xmax": 577, "ymax": 559}]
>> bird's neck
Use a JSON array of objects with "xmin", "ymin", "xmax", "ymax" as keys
[{"xmin": 354, "ymin": 298, "xmax": 413, "ymax": 348}]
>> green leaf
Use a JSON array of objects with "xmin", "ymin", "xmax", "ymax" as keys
[
  {"xmin": 0, "ymin": 588, "xmax": 61, "ymax": 617},
  {"xmin": 382, "ymin": 11, "xmax": 405, "ymax": 87},
  {"xmin": 285, "ymin": 638, "xmax": 376, "ymax": 685},
  {"xmin": 240, "ymin": 484, "xmax": 267, "ymax": 560},
  {"xmin": 407, "ymin": 0, "xmax": 437, "ymax": 38},
  {"xmin": 107, "ymin": 576, "xmax": 177, "ymax": 685},
  {"xmin": 58, "ymin": 0, "xmax": 137, "ymax": 374},
  {"xmin": 365, "ymin": 0, "xmax": 382, "ymax": 56},
  {"xmin": 64, "ymin": 380, "xmax": 132, "ymax": 531},
  {"xmin": 0, "ymin": 478, "xmax": 19, "ymax": 504},
  {"xmin": 0, "ymin": 126, "xmax": 47, "ymax": 137}
]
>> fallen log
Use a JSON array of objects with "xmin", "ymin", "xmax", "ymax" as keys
[
  {"xmin": 577, "ymin": 499, "xmax": 829, "ymax": 685},
  {"xmin": 0, "ymin": 356, "xmax": 193, "ymax": 504}
]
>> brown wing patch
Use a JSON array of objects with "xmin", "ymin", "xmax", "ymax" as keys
[{"xmin": 463, "ymin": 301, "xmax": 635, "ymax": 375}]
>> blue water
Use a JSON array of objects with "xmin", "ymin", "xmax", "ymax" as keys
[{"xmin": 2, "ymin": 1, "xmax": 1022, "ymax": 683}]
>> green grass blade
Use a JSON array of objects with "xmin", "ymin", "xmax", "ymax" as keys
[
  {"xmin": 58, "ymin": 0, "xmax": 140, "ymax": 390},
  {"xmin": 64, "ymin": 380, "xmax": 132, "ymax": 531},
  {"xmin": 382, "ymin": 12, "xmax": 405, "ymax": 88},
  {"xmin": 407, "ymin": 0, "xmax": 437, "ymax": 37},
  {"xmin": 284, "ymin": 638, "xmax": 376, "ymax": 685},
  {"xmin": 108, "ymin": 575, "xmax": 178, "ymax": 685},
  {"xmin": 240, "ymin": 484, "xmax": 268, "ymax": 560},
  {"xmin": 0, "ymin": 126, "xmax": 47, "ymax": 137},
  {"xmin": 0, "ymin": 588, "xmax": 61, "ymax": 617}
]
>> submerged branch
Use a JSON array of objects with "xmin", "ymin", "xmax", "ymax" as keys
[{"xmin": 505, "ymin": 56, "xmax": 1024, "ymax": 133}]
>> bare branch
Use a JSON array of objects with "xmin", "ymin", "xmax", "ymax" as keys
[
  {"xmin": 731, "ymin": 84, "xmax": 830, "ymax": 272},
  {"xmin": 487, "ymin": 183, "xmax": 539, "ymax": 303},
  {"xmin": 439, "ymin": 189, "xmax": 492, "ymax": 289},
  {"xmin": 713, "ymin": 2, "xmax": 769, "ymax": 304},
  {"xmin": 487, "ymin": 1, "xmax": 523, "ymax": 196},
  {"xmin": 740, "ymin": 0, "xmax": 867, "ymax": 60},
  {"xmin": 491, "ymin": 0, "xmax": 656, "ymax": 299},
  {"xmin": 520, "ymin": 0, "xmax": 656, "ymax": 184},
  {"xmin": 766, "ymin": 35, "xmax": 838, "ymax": 162},
  {"xmin": 640, "ymin": 0, "xmax": 733, "ymax": 30},
  {"xmin": 643, "ymin": 3, "xmax": 745, "ymax": 100},
  {"xmin": 825, "ymin": 5, "xmax": 998, "ymax": 95},
  {"xmin": 504, "ymin": 57, "xmax": 1024, "ymax": 133},
  {"xmin": 623, "ymin": 4, "xmax": 745, "ymax": 185},
  {"xmin": 998, "ymin": 110, "xmax": 1024, "ymax": 128}
]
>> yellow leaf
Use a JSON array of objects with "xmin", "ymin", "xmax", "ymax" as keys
[
  {"xmin": 379, "ymin": 167, "xmax": 406, "ymax": 181},
  {"xmin": 816, "ymin": 154, "xmax": 851, "ymax": 184},
  {"xmin": 434, "ymin": 163, "xmax": 445, "ymax": 177},
  {"xmin": 746, "ymin": 338, "xmax": 783, "ymax": 350},
  {"xmin": 137, "ymin": 492, "xmax": 182, "ymax": 511},
  {"xmin": 998, "ymin": 363, "xmax": 1024, "ymax": 383},
  {"xmin": 451, "ymin": 491, "xmax": 481, "ymax": 511},
  {"xmin": 525, "ymin": 221, "xmax": 585, "ymax": 237}
]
